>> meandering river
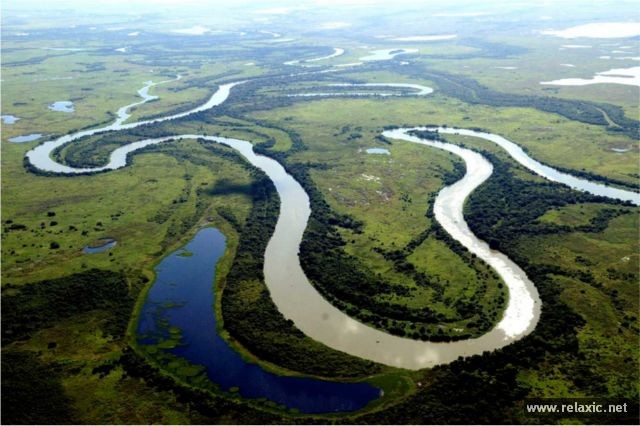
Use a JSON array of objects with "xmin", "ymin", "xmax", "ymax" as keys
[
  {"xmin": 288, "ymin": 82, "xmax": 433, "ymax": 97},
  {"xmin": 26, "ymin": 78, "xmax": 243, "ymax": 173},
  {"xmin": 284, "ymin": 47, "xmax": 345, "ymax": 66},
  {"xmin": 23, "ymin": 71, "xmax": 636, "ymax": 370},
  {"xmin": 423, "ymin": 126, "xmax": 640, "ymax": 205},
  {"xmin": 26, "ymin": 129, "xmax": 540, "ymax": 369}
]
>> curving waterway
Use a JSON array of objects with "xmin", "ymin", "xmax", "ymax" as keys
[
  {"xmin": 23, "ymin": 73, "xmax": 636, "ymax": 370},
  {"xmin": 288, "ymin": 82, "xmax": 433, "ymax": 97},
  {"xmin": 284, "ymin": 47, "xmax": 345, "ymax": 66},
  {"xmin": 26, "ymin": 130, "xmax": 542, "ymax": 369},
  {"xmin": 422, "ymin": 126, "xmax": 640, "ymax": 205},
  {"xmin": 25, "ymin": 76, "xmax": 243, "ymax": 173}
]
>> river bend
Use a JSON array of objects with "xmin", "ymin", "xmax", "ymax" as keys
[{"xmin": 23, "ymin": 74, "xmax": 634, "ymax": 369}]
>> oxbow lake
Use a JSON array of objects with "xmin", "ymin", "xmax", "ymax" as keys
[{"xmin": 136, "ymin": 227, "xmax": 380, "ymax": 414}]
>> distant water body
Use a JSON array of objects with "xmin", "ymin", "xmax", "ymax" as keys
[
  {"xmin": 366, "ymin": 148, "xmax": 390, "ymax": 154},
  {"xmin": 49, "ymin": 101, "xmax": 75, "ymax": 113},
  {"xmin": 421, "ymin": 126, "xmax": 640, "ymax": 205},
  {"xmin": 1, "ymin": 115, "xmax": 20, "ymax": 124},
  {"xmin": 9, "ymin": 133, "xmax": 42, "ymax": 143}
]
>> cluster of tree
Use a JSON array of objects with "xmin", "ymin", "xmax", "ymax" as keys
[
  {"xmin": 463, "ymin": 149, "xmax": 631, "ymax": 253},
  {"xmin": 3, "ymin": 221, "xmax": 28, "ymax": 233},
  {"xmin": 3, "ymin": 52, "xmax": 65, "ymax": 68},
  {"xmin": 1, "ymin": 351, "xmax": 75, "ymax": 424},
  {"xmin": 375, "ymin": 134, "xmax": 392, "ymax": 145},
  {"xmin": 215, "ymin": 206, "xmax": 242, "ymax": 233},
  {"xmin": 1, "ymin": 269, "xmax": 137, "ymax": 345},
  {"xmin": 410, "ymin": 129, "xmax": 444, "ymax": 141},
  {"xmin": 170, "ymin": 70, "xmax": 240, "ymax": 91},
  {"xmin": 134, "ymin": 93, "xmax": 212, "ymax": 123},
  {"xmin": 74, "ymin": 61, "xmax": 106, "ymax": 73}
]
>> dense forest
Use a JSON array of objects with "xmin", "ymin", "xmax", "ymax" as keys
[
  {"xmin": 1, "ymin": 269, "xmax": 136, "ymax": 345},
  {"xmin": 1, "ymin": 269, "xmax": 140, "ymax": 424}
]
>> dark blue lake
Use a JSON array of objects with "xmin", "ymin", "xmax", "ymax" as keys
[{"xmin": 136, "ymin": 227, "xmax": 380, "ymax": 414}]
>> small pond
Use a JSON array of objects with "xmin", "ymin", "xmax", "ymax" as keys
[
  {"xmin": 1, "ymin": 115, "xmax": 20, "ymax": 124},
  {"xmin": 49, "ymin": 101, "xmax": 75, "ymax": 113},
  {"xmin": 8, "ymin": 133, "xmax": 42, "ymax": 143},
  {"xmin": 83, "ymin": 238, "xmax": 117, "ymax": 254},
  {"xmin": 366, "ymin": 148, "xmax": 390, "ymax": 155}
]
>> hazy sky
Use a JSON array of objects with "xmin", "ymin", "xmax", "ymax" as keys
[
  {"xmin": 0, "ymin": 0, "xmax": 505, "ymax": 19},
  {"xmin": 3, "ymin": 0, "xmax": 637, "ymax": 28},
  {"xmin": 3, "ymin": 0, "xmax": 420, "ymax": 7},
  {"xmin": 5, "ymin": 0, "xmax": 638, "ymax": 16},
  {"xmin": 3, "ymin": 0, "xmax": 613, "ymax": 9}
]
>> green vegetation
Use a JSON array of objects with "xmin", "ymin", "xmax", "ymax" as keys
[
  {"xmin": 0, "ymin": 268, "xmax": 196, "ymax": 424},
  {"xmin": 2, "ymin": 136, "xmax": 255, "ymax": 285},
  {"xmin": 0, "ymin": 267, "xmax": 285, "ymax": 424},
  {"xmin": 462, "ymin": 148, "xmax": 632, "ymax": 251},
  {"xmin": 2, "ymin": 269, "xmax": 135, "ymax": 345},
  {"xmin": 408, "ymin": 66, "xmax": 639, "ymax": 139},
  {"xmin": 247, "ymin": 96, "xmax": 509, "ymax": 339},
  {"xmin": 2, "ymin": 8, "xmax": 639, "ymax": 424},
  {"xmin": 295, "ymin": 160, "xmax": 504, "ymax": 340},
  {"xmin": 2, "ymin": 351, "xmax": 75, "ymax": 424},
  {"xmin": 355, "ymin": 154, "xmax": 639, "ymax": 425}
]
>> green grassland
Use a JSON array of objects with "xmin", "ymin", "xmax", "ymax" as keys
[
  {"xmin": 517, "ymin": 206, "xmax": 639, "ymax": 399},
  {"xmin": 2, "ymin": 138, "xmax": 254, "ymax": 285},
  {"xmin": 0, "ymin": 43, "xmax": 267, "ymax": 145},
  {"xmin": 277, "ymin": 82, "xmax": 638, "ymax": 185},
  {"xmin": 398, "ymin": 33, "xmax": 639, "ymax": 119}
]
